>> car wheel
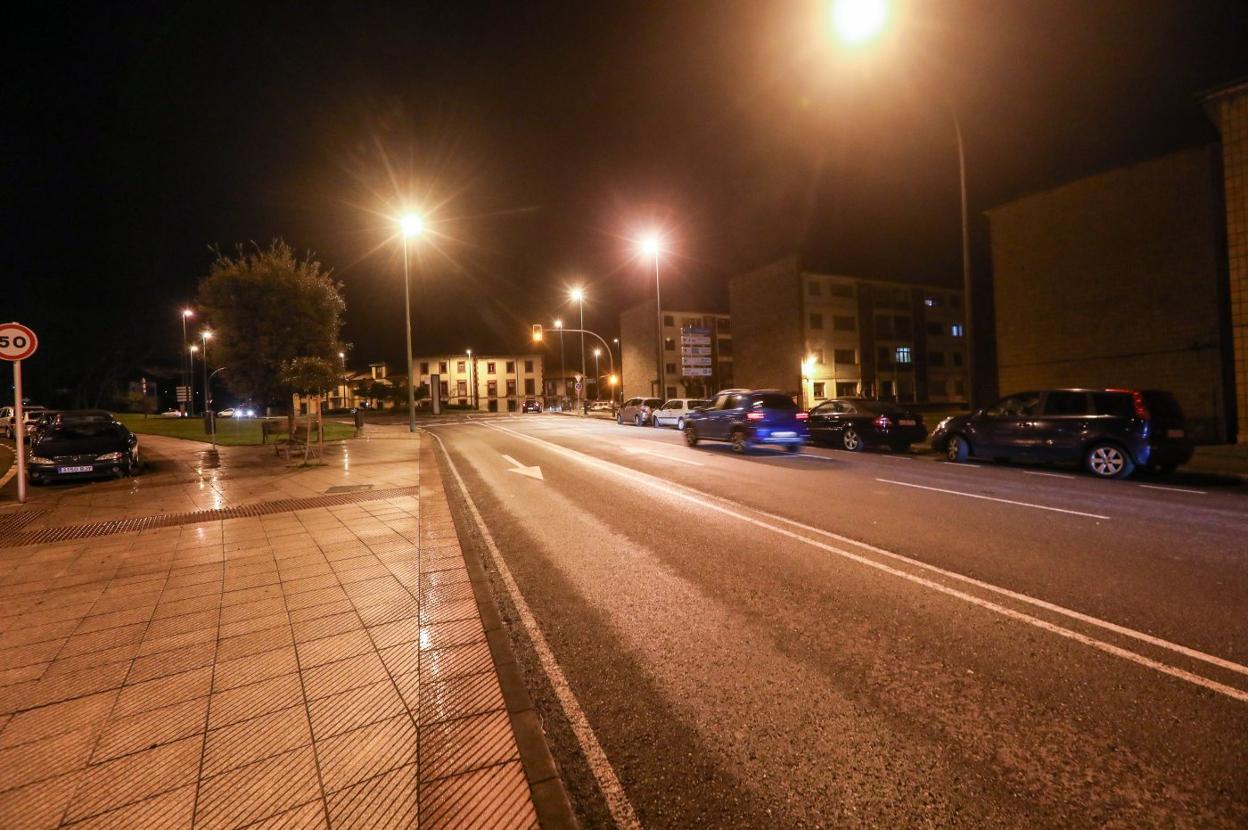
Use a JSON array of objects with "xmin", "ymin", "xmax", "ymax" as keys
[
  {"xmin": 684, "ymin": 425, "xmax": 699, "ymax": 447},
  {"xmin": 617, "ymin": 413, "xmax": 623, "ymax": 425},
  {"xmin": 676, "ymin": 418, "xmax": 685, "ymax": 431},
  {"xmin": 634, "ymin": 415, "xmax": 642, "ymax": 426},
  {"xmin": 784, "ymin": 442, "xmax": 800, "ymax": 454},
  {"xmin": 841, "ymin": 427, "xmax": 864, "ymax": 452},
  {"xmin": 652, "ymin": 416, "xmax": 660, "ymax": 428},
  {"xmin": 731, "ymin": 428, "xmax": 750, "ymax": 454},
  {"xmin": 945, "ymin": 434, "xmax": 970, "ymax": 463},
  {"xmin": 1085, "ymin": 442, "xmax": 1134, "ymax": 479}
]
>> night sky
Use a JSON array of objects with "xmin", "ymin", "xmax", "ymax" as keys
[{"xmin": 6, "ymin": 0, "xmax": 1247, "ymax": 404}]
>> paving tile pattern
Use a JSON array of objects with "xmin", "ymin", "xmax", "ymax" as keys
[{"xmin": 0, "ymin": 433, "xmax": 538, "ymax": 829}]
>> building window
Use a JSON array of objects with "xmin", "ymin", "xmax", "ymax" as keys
[
  {"xmin": 813, "ymin": 382, "xmax": 826, "ymax": 398},
  {"xmin": 894, "ymin": 316, "xmax": 913, "ymax": 337},
  {"xmin": 954, "ymin": 378, "xmax": 966, "ymax": 395},
  {"xmin": 506, "ymin": 379, "xmax": 516, "ymax": 396},
  {"xmin": 524, "ymin": 359, "xmax": 534, "ymax": 372},
  {"xmin": 717, "ymin": 318, "xmax": 731, "ymax": 332},
  {"xmin": 457, "ymin": 380, "xmax": 467, "ymax": 396},
  {"xmin": 664, "ymin": 338, "xmax": 676, "ymax": 351},
  {"xmin": 877, "ymin": 346, "xmax": 893, "ymax": 367},
  {"xmin": 487, "ymin": 361, "xmax": 496, "ymax": 374},
  {"xmin": 439, "ymin": 362, "xmax": 448, "ymax": 373},
  {"xmin": 828, "ymin": 283, "xmax": 854, "ymax": 298},
  {"xmin": 667, "ymin": 386, "xmax": 678, "ymax": 399},
  {"xmin": 508, "ymin": 399, "xmax": 517, "ymax": 412},
  {"xmin": 439, "ymin": 381, "xmax": 448, "ymax": 397},
  {"xmin": 813, "ymin": 348, "xmax": 824, "ymax": 363},
  {"xmin": 895, "ymin": 347, "xmax": 912, "ymax": 364},
  {"xmin": 833, "ymin": 348, "xmax": 856, "ymax": 365},
  {"xmin": 524, "ymin": 378, "xmax": 535, "ymax": 394},
  {"xmin": 717, "ymin": 338, "xmax": 732, "ymax": 356},
  {"xmin": 926, "ymin": 322, "xmax": 943, "ymax": 336},
  {"xmin": 875, "ymin": 316, "xmax": 893, "ymax": 338},
  {"xmin": 487, "ymin": 380, "xmax": 498, "ymax": 398},
  {"xmin": 807, "ymin": 279, "xmax": 822, "ymax": 297},
  {"xmin": 928, "ymin": 351, "xmax": 945, "ymax": 367},
  {"xmin": 833, "ymin": 315, "xmax": 856, "ymax": 331},
  {"xmin": 952, "ymin": 351, "xmax": 963, "ymax": 367},
  {"xmin": 663, "ymin": 315, "xmax": 675, "ymax": 326},
  {"xmin": 924, "ymin": 295, "xmax": 940, "ymax": 307},
  {"xmin": 457, "ymin": 361, "xmax": 466, "ymax": 373},
  {"xmin": 665, "ymin": 363, "xmax": 677, "ymax": 374},
  {"xmin": 951, "ymin": 324, "xmax": 965, "ymax": 337},
  {"xmin": 809, "ymin": 313, "xmax": 824, "ymax": 330},
  {"xmin": 506, "ymin": 361, "xmax": 515, "ymax": 373},
  {"xmin": 420, "ymin": 362, "xmax": 429, "ymax": 374},
  {"xmin": 836, "ymin": 381, "xmax": 857, "ymax": 397}
]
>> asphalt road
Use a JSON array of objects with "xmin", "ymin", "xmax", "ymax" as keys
[{"xmin": 431, "ymin": 414, "xmax": 1248, "ymax": 829}]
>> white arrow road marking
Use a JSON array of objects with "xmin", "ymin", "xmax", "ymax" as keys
[
  {"xmin": 616, "ymin": 445, "xmax": 704, "ymax": 466},
  {"xmin": 502, "ymin": 453, "xmax": 544, "ymax": 480}
]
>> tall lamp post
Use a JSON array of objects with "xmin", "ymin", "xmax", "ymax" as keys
[
  {"xmin": 399, "ymin": 213, "xmax": 423, "ymax": 432},
  {"xmin": 188, "ymin": 344, "xmax": 199, "ymax": 415},
  {"xmin": 200, "ymin": 330, "xmax": 213, "ymax": 436},
  {"xmin": 612, "ymin": 337, "xmax": 621, "ymax": 403},
  {"xmin": 554, "ymin": 319, "xmax": 565, "ymax": 408},
  {"xmin": 828, "ymin": 0, "xmax": 973, "ymax": 404},
  {"xmin": 639, "ymin": 234, "xmax": 664, "ymax": 399},
  {"xmin": 180, "ymin": 308, "xmax": 194, "ymax": 414},
  {"xmin": 466, "ymin": 348, "xmax": 476, "ymax": 410},
  {"xmin": 570, "ymin": 287, "xmax": 586, "ymax": 403},
  {"xmin": 592, "ymin": 348, "xmax": 601, "ymax": 400}
]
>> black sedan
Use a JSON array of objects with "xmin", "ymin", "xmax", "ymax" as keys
[
  {"xmin": 807, "ymin": 398, "xmax": 927, "ymax": 452},
  {"xmin": 27, "ymin": 421, "xmax": 142, "ymax": 484}
]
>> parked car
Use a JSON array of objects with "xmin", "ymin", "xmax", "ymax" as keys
[
  {"xmin": 4, "ymin": 406, "xmax": 48, "ymax": 440},
  {"xmin": 684, "ymin": 389, "xmax": 808, "ymax": 453},
  {"xmin": 930, "ymin": 388, "xmax": 1193, "ymax": 479},
  {"xmin": 217, "ymin": 408, "xmax": 237, "ymax": 418},
  {"xmin": 160, "ymin": 409, "xmax": 184, "ymax": 418},
  {"xmin": 617, "ymin": 397, "xmax": 663, "ymax": 426},
  {"xmin": 53, "ymin": 410, "xmax": 115, "ymax": 424},
  {"xmin": 651, "ymin": 399, "xmax": 708, "ymax": 430},
  {"xmin": 27, "ymin": 420, "xmax": 142, "ymax": 483},
  {"xmin": 522, "ymin": 398, "xmax": 543, "ymax": 413},
  {"xmin": 808, "ymin": 398, "xmax": 926, "ymax": 452},
  {"xmin": 588, "ymin": 401, "xmax": 615, "ymax": 413}
]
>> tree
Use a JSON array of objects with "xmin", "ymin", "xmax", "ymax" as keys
[
  {"xmin": 368, "ymin": 380, "xmax": 391, "ymax": 409},
  {"xmin": 280, "ymin": 357, "xmax": 339, "ymax": 464},
  {"xmin": 196, "ymin": 240, "xmax": 346, "ymax": 409}
]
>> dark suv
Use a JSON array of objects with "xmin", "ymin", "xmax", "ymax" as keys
[
  {"xmin": 930, "ymin": 388, "xmax": 1193, "ymax": 479},
  {"xmin": 684, "ymin": 389, "xmax": 808, "ymax": 453}
]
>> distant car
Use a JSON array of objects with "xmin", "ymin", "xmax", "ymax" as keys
[
  {"xmin": 522, "ymin": 399, "xmax": 543, "ymax": 413},
  {"xmin": 217, "ymin": 408, "xmax": 236, "ymax": 418},
  {"xmin": 617, "ymin": 397, "xmax": 663, "ymax": 426},
  {"xmin": 160, "ymin": 409, "xmax": 184, "ymax": 418},
  {"xmin": 930, "ymin": 388, "xmax": 1194, "ymax": 479},
  {"xmin": 588, "ymin": 401, "xmax": 615, "ymax": 413},
  {"xmin": 807, "ymin": 398, "xmax": 927, "ymax": 452},
  {"xmin": 4, "ymin": 406, "xmax": 48, "ymax": 440},
  {"xmin": 651, "ymin": 399, "xmax": 708, "ymax": 430},
  {"xmin": 27, "ymin": 421, "xmax": 142, "ymax": 483},
  {"xmin": 684, "ymin": 389, "xmax": 808, "ymax": 453}
]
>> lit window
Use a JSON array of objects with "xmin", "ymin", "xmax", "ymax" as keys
[
  {"xmin": 951, "ymin": 324, "xmax": 964, "ymax": 337},
  {"xmin": 813, "ymin": 382, "xmax": 826, "ymax": 398},
  {"xmin": 895, "ymin": 347, "xmax": 912, "ymax": 364}
]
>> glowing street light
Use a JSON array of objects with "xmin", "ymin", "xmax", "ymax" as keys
[
  {"xmin": 569, "ymin": 287, "xmax": 586, "ymax": 403},
  {"xmin": 180, "ymin": 308, "xmax": 195, "ymax": 414},
  {"xmin": 637, "ymin": 232, "xmax": 665, "ymax": 399},
  {"xmin": 397, "ymin": 213, "xmax": 424, "ymax": 431},
  {"xmin": 830, "ymin": 0, "xmax": 889, "ymax": 46},
  {"xmin": 592, "ymin": 347, "xmax": 602, "ymax": 400},
  {"xmin": 553, "ymin": 319, "xmax": 565, "ymax": 405},
  {"xmin": 200, "ymin": 330, "xmax": 214, "ymax": 428}
]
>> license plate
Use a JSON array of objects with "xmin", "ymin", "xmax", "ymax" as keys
[
  {"xmin": 1166, "ymin": 429, "xmax": 1184, "ymax": 438},
  {"xmin": 57, "ymin": 465, "xmax": 93, "ymax": 474},
  {"xmin": 772, "ymin": 431, "xmax": 796, "ymax": 438},
  {"xmin": 899, "ymin": 419, "xmax": 916, "ymax": 426}
]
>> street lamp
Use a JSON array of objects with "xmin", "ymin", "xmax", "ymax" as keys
[
  {"xmin": 570, "ymin": 287, "xmax": 586, "ymax": 404},
  {"xmin": 592, "ymin": 347, "xmax": 601, "ymax": 400},
  {"xmin": 466, "ymin": 348, "xmax": 476, "ymax": 410},
  {"xmin": 200, "ymin": 330, "xmax": 214, "ymax": 437},
  {"xmin": 188, "ymin": 344, "xmax": 199, "ymax": 415},
  {"xmin": 801, "ymin": 354, "xmax": 817, "ymax": 410},
  {"xmin": 554, "ymin": 318, "xmax": 565, "ymax": 408},
  {"xmin": 180, "ymin": 308, "xmax": 194, "ymax": 414},
  {"xmin": 399, "ymin": 212, "xmax": 423, "ymax": 431},
  {"xmin": 638, "ymin": 233, "xmax": 664, "ymax": 399},
  {"xmin": 826, "ymin": 0, "xmax": 974, "ymax": 405}
]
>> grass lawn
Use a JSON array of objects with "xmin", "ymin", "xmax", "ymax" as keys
[{"xmin": 114, "ymin": 414, "xmax": 356, "ymax": 447}]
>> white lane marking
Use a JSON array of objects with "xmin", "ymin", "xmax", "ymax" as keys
[
  {"xmin": 483, "ymin": 423, "xmax": 1248, "ymax": 702},
  {"xmin": 430, "ymin": 433, "xmax": 642, "ymax": 829},
  {"xmin": 501, "ymin": 453, "xmax": 544, "ymax": 481},
  {"xmin": 616, "ymin": 445, "xmax": 703, "ymax": 466},
  {"xmin": 877, "ymin": 478, "xmax": 1110, "ymax": 520},
  {"xmin": 880, "ymin": 454, "xmax": 915, "ymax": 461},
  {"xmin": 1139, "ymin": 484, "xmax": 1207, "ymax": 496},
  {"xmin": 1023, "ymin": 470, "xmax": 1076, "ymax": 480}
]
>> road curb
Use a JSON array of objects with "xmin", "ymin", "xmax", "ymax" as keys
[{"xmin": 434, "ymin": 444, "xmax": 580, "ymax": 830}]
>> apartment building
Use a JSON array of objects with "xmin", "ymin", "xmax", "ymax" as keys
[
  {"xmin": 413, "ymin": 354, "xmax": 544, "ymax": 412},
  {"xmin": 619, "ymin": 299, "xmax": 733, "ymax": 400},
  {"xmin": 729, "ymin": 257, "xmax": 966, "ymax": 407}
]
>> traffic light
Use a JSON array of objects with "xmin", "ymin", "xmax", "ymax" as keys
[{"xmin": 531, "ymin": 323, "xmax": 543, "ymax": 343}]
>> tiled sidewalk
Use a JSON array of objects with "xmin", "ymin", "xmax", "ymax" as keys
[{"xmin": 0, "ymin": 434, "xmax": 542, "ymax": 829}]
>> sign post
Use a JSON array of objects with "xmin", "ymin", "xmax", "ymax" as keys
[{"xmin": 0, "ymin": 322, "xmax": 39, "ymax": 504}]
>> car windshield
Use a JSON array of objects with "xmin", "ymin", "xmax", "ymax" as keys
[
  {"xmin": 44, "ymin": 424, "xmax": 126, "ymax": 441},
  {"xmin": 752, "ymin": 394, "xmax": 797, "ymax": 410}
]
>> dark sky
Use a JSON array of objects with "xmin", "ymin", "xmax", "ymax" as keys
[{"xmin": 5, "ymin": 0, "xmax": 1246, "ymax": 402}]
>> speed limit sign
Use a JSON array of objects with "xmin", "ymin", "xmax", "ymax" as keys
[{"xmin": 0, "ymin": 322, "xmax": 38, "ymax": 361}]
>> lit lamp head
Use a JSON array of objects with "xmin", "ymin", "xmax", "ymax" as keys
[
  {"xmin": 570, "ymin": 287, "xmax": 585, "ymax": 303},
  {"xmin": 182, "ymin": 308, "xmax": 194, "ymax": 319},
  {"xmin": 608, "ymin": 374, "xmax": 619, "ymax": 386},
  {"xmin": 830, "ymin": 0, "xmax": 890, "ymax": 46},
  {"xmin": 400, "ymin": 213, "xmax": 424, "ymax": 238},
  {"xmin": 802, "ymin": 355, "xmax": 816, "ymax": 376},
  {"xmin": 593, "ymin": 348, "xmax": 601, "ymax": 357},
  {"xmin": 189, "ymin": 345, "xmax": 199, "ymax": 354},
  {"xmin": 201, "ymin": 330, "xmax": 213, "ymax": 341},
  {"xmin": 554, "ymin": 319, "xmax": 563, "ymax": 330},
  {"xmin": 639, "ymin": 233, "xmax": 662, "ymax": 258}
]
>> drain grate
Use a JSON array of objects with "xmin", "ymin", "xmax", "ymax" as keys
[
  {"xmin": 325, "ymin": 484, "xmax": 374, "ymax": 495},
  {"xmin": 0, "ymin": 485, "xmax": 419, "ymax": 548},
  {"xmin": 0, "ymin": 509, "xmax": 46, "ymax": 538}
]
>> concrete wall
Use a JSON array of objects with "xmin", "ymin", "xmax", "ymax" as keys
[
  {"xmin": 988, "ymin": 146, "xmax": 1231, "ymax": 442},
  {"xmin": 728, "ymin": 257, "xmax": 803, "ymax": 394},
  {"xmin": 620, "ymin": 299, "xmax": 659, "ymax": 399}
]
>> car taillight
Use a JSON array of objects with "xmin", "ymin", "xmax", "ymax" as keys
[
  {"xmin": 746, "ymin": 412, "xmax": 765, "ymax": 421},
  {"xmin": 1131, "ymin": 391, "xmax": 1150, "ymax": 420},
  {"xmin": 795, "ymin": 412, "xmax": 808, "ymax": 421},
  {"xmin": 874, "ymin": 415, "xmax": 892, "ymax": 429}
]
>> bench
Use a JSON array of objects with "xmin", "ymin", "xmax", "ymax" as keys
[{"xmin": 275, "ymin": 422, "xmax": 323, "ymax": 460}]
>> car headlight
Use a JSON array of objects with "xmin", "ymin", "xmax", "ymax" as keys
[
  {"xmin": 29, "ymin": 455, "xmax": 55, "ymax": 465},
  {"xmin": 96, "ymin": 452, "xmax": 124, "ymax": 461}
]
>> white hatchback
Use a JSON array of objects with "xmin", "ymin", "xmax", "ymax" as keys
[{"xmin": 651, "ymin": 399, "xmax": 708, "ymax": 430}]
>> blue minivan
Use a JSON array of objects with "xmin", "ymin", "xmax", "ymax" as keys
[{"xmin": 684, "ymin": 389, "xmax": 808, "ymax": 454}]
